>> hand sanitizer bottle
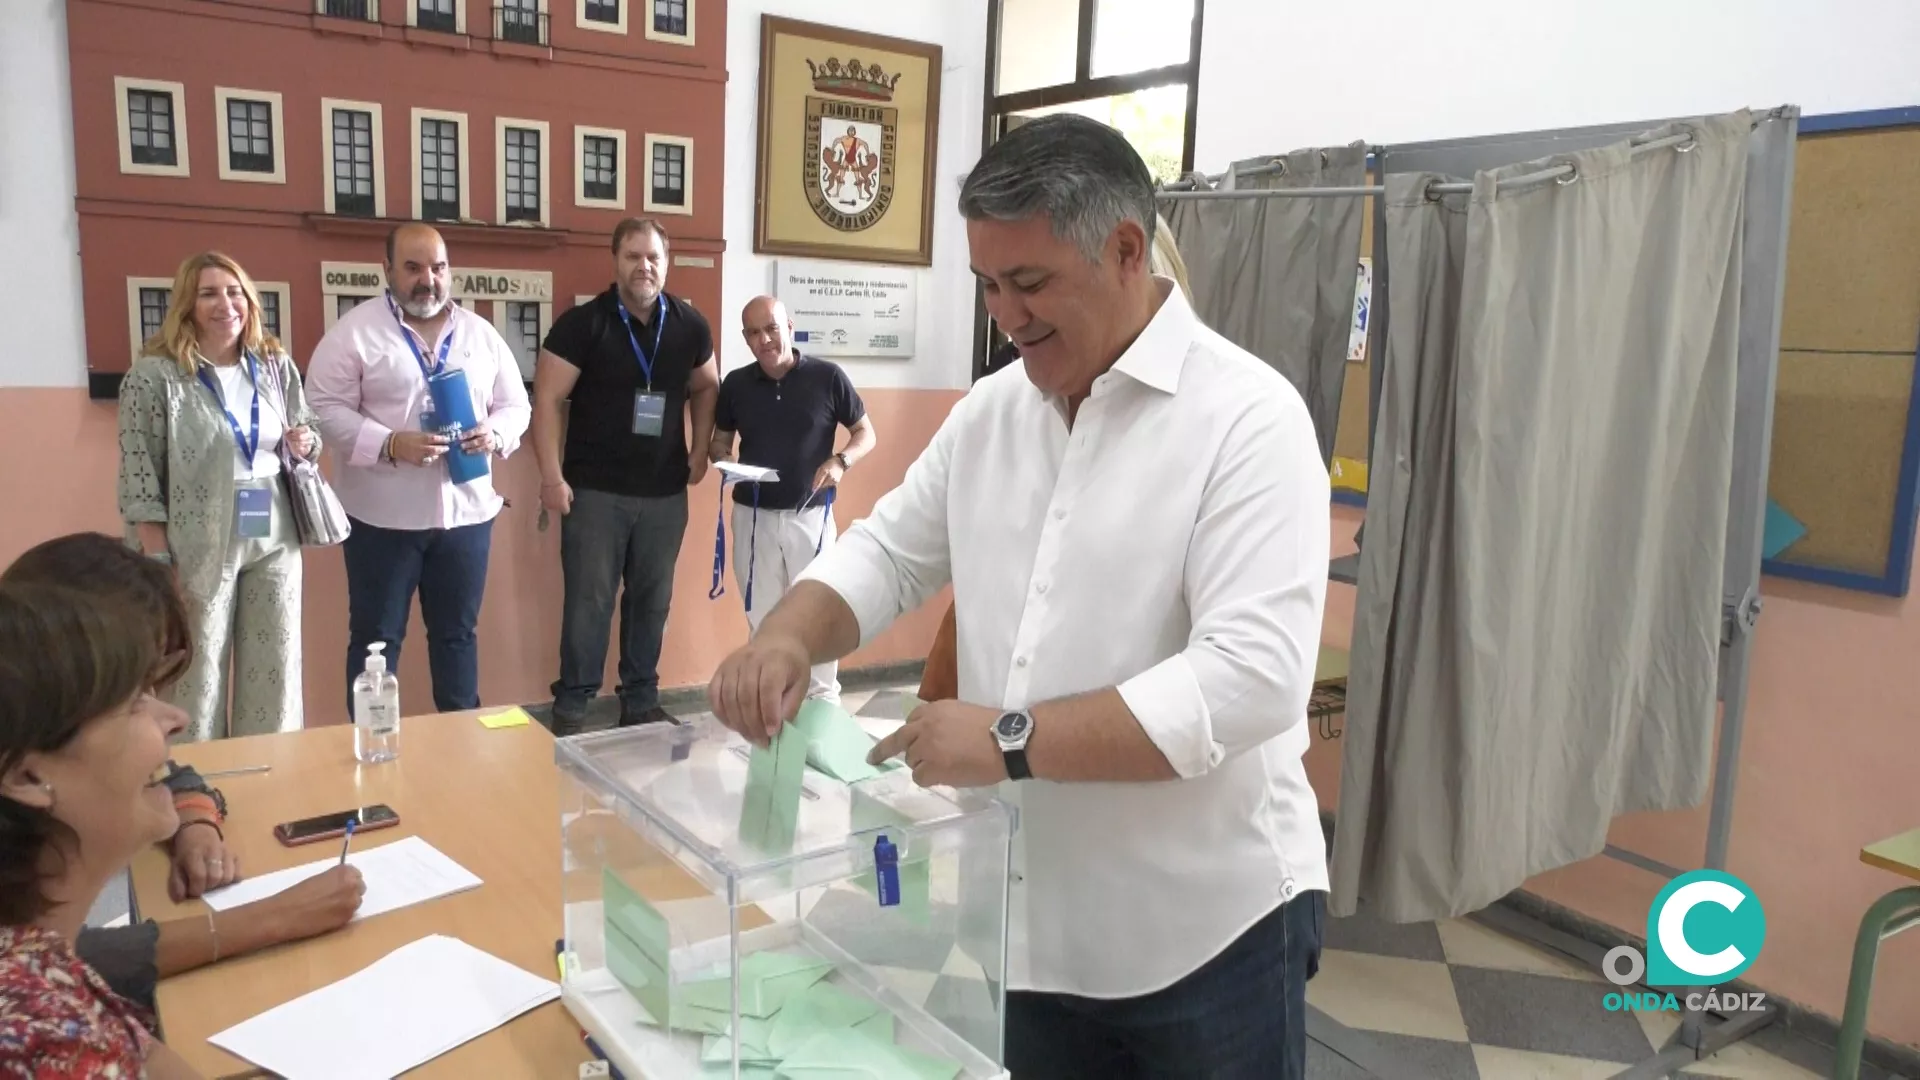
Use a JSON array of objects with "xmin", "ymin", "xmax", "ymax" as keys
[{"xmin": 353, "ymin": 643, "xmax": 400, "ymax": 764}]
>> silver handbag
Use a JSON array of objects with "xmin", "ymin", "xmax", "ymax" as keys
[{"xmin": 270, "ymin": 361, "xmax": 351, "ymax": 547}]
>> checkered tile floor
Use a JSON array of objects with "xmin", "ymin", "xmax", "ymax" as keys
[
  {"xmin": 710, "ymin": 686, "xmax": 1906, "ymax": 1080},
  {"xmin": 1302, "ymin": 899, "xmax": 1906, "ymax": 1079}
]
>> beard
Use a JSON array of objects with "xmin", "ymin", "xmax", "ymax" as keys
[{"xmin": 399, "ymin": 289, "xmax": 447, "ymax": 319}]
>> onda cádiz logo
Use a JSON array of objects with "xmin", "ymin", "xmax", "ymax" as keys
[{"xmin": 1601, "ymin": 870, "xmax": 1769, "ymax": 1014}]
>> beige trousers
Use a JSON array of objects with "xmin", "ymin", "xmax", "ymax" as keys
[{"xmin": 171, "ymin": 479, "xmax": 304, "ymax": 742}]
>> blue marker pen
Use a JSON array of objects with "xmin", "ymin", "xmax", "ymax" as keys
[{"xmin": 339, "ymin": 816, "xmax": 358, "ymax": 866}]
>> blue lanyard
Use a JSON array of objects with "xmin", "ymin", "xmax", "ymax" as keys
[
  {"xmin": 195, "ymin": 352, "xmax": 261, "ymax": 463},
  {"xmin": 615, "ymin": 294, "xmax": 667, "ymax": 391},
  {"xmin": 386, "ymin": 292, "xmax": 453, "ymax": 381},
  {"xmin": 710, "ymin": 480, "xmax": 760, "ymax": 608}
]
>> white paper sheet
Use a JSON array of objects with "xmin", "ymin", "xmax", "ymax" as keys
[
  {"xmin": 201, "ymin": 835, "xmax": 481, "ymax": 921},
  {"xmin": 208, "ymin": 934, "xmax": 560, "ymax": 1080},
  {"xmin": 715, "ymin": 461, "xmax": 780, "ymax": 484}
]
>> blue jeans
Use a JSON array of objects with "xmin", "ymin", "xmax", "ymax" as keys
[
  {"xmin": 341, "ymin": 516, "xmax": 493, "ymax": 714},
  {"xmin": 1005, "ymin": 891, "xmax": 1325, "ymax": 1080},
  {"xmin": 552, "ymin": 488, "xmax": 687, "ymax": 725}
]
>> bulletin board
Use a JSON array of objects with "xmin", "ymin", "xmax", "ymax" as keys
[{"xmin": 1760, "ymin": 109, "xmax": 1920, "ymax": 596}]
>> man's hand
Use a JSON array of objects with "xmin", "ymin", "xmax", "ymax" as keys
[
  {"xmin": 390, "ymin": 430, "xmax": 450, "ymax": 467},
  {"xmin": 868, "ymin": 700, "xmax": 1008, "ymax": 788},
  {"xmin": 169, "ymin": 821, "xmax": 240, "ymax": 902},
  {"xmin": 688, "ymin": 451, "xmax": 711, "ymax": 487},
  {"xmin": 541, "ymin": 480, "xmax": 574, "ymax": 516},
  {"xmin": 458, "ymin": 421, "xmax": 499, "ymax": 456},
  {"xmin": 258, "ymin": 865, "xmax": 365, "ymax": 941},
  {"xmin": 810, "ymin": 458, "xmax": 847, "ymax": 493},
  {"xmin": 708, "ymin": 633, "xmax": 812, "ymax": 746}
]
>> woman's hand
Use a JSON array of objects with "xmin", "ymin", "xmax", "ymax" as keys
[
  {"xmin": 285, "ymin": 425, "xmax": 317, "ymax": 460},
  {"xmin": 169, "ymin": 821, "xmax": 240, "ymax": 902},
  {"xmin": 260, "ymin": 865, "xmax": 366, "ymax": 942}
]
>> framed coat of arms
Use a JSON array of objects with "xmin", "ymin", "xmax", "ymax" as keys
[{"xmin": 753, "ymin": 16, "xmax": 942, "ymax": 267}]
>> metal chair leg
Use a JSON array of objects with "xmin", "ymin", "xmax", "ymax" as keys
[{"xmin": 1834, "ymin": 886, "xmax": 1920, "ymax": 1080}]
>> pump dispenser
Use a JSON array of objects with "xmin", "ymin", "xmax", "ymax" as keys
[{"xmin": 353, "ymin": 643, "xmax": 400, "ymax": 763}]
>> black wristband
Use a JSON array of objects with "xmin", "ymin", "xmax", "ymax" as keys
[
  {"xmin": 1003, "ymin": 748, "xmax": 1031, "ymax": 781},
  {"xmin": 175, "ymin": 818, "xmax": 224, "ymax": 843}
]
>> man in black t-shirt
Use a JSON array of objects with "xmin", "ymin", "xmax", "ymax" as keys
[
  {"xmin": 708, "ymin": 296, "xmax": 875, "ymax": 705},
  {"xmin": 532, "ymin": 218, "xmax": 719, "ymax": 733}
]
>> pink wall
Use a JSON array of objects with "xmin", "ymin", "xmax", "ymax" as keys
[
  {"xmin": 0, "ymin": 386, "xmax": 960, "ymax": 723},
  {"xmin": 1314, "ymin": 506, "xmax": 1920, "ymax": 1051}
]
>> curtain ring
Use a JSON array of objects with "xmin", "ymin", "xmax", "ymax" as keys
[
  {"xmin": 1421, "ymin": 178, "xmax": 1442, "ymax": 202},
  {"xmin": 1675, "ymin": 126, "xmax": 1699, "ymax": 153},
  {"xmin": 1269, "ymin": 157, "xmax": 1288, "ymax": 177},
  {"xmin": 1555, "ymin": 164, "xmax": 1580, "ymax": 186},
  {"xmin": 1319, "ymin": 149, "xmax": 1330, "ymax": 168}
]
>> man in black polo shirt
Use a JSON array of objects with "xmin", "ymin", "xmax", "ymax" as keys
[
  {"xmin": 709, "ymin": 295, "xmax": 875, "ymax": 705},
  {"xmin": 532, "ymin": 217, "xmax": 719, "ymax": 734}
]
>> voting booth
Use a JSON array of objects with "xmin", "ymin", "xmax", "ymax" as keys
[{"xmin": 555, "ymin": 712, "xmax": 1015, "ymax": 1079}]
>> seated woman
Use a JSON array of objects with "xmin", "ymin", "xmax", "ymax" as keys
[
  {"xmin": 2, "ymin": 530, "xmax": 362, "ymax": 1006},
  {"xmin": 0, "ymin": 580, "xmax": 206, "ymax": 1076},
  {"xmin": 2, "ymin": 533, "xmax": 363, "ymax": 1015},
  {"xmin": 6, "ymin": 534, "xmax": 239, "ymax": 902}
]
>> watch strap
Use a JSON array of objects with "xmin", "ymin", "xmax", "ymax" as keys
[{"xmin": 1003, "ymin": 747, "xmax": 1032, "ymax": 781}]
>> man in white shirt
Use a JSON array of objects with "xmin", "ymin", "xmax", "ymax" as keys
[
  {"xmin": 707, "ymin": 114, "xmax": 1331, "ymax": 1077},
  {"xmin": 307, "ymin": 224, "xmax": 531, "ymax": 715}
]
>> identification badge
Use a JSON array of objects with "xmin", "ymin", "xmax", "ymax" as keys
[
  {"xmin": 235, "ymin": 485, "xmax": 272, "ymax": 539},
  {"xmin": 632, "ymin": 392, "xmax": 667, "ymax": 437}
]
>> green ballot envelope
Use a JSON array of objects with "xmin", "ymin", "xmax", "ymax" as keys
[
  {"xmin": 792, "ymin": 699, "xmax": 886, "ymax": 783},
  {"xmin": 740, "ymin": 725, "xmax": 809, "ymax": 850}
]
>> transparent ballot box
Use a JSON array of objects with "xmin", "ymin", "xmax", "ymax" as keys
[{"xmin": 556, "ymin": 716, "xmax": 1015, "ymax": 1080}]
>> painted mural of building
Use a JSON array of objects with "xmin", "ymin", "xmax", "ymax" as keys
[{"xmin": 67, "ymin": 0, "xmax": 726, "ymax": 396}]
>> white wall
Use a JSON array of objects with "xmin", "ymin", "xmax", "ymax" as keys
[
  {"xmin": 1, "ymin": 0, "xmax": 88, "ymax": 388},
  {"xmin": 722, "ymin": 0, "xmax": 988, "ymax": 392},
  {"xmin": 1195, "ymin": 0, "xmax": 1920, "ymax": 169}
]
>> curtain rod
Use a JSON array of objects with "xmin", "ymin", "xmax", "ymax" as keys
[
  {"xmin": 1157, "ymin": 129, "xmax": 1700, "ymax": 202},
  {"xmin": 1164, "ymin": 106, "xmax": 1792, "ymax": 196}
]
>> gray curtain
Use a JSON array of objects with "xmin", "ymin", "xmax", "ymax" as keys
[
  {"xmin": 1331, "ymin": 112, "xmax": 1752, "ymax": 923},
  {"xmin": 1158, "ymin": 143, "xmax": 1368, "ymax": 464}
]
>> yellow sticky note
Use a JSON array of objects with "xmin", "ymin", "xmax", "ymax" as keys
[{"xmin": 480, "ymin": 707, "xmax": 534, "ymax": 729}]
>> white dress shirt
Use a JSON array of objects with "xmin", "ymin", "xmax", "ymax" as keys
[
  {"xmin": 306, "ymin": 295, "xmax": 531, "ymax": 531},
  {"xmin": 800, "ymin": 280, "xmax": 1331, "ymax": 998}
]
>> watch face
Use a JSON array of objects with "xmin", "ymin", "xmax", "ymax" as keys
[{"xmin": 995, "ymin": 712, "xmax": 1030, "ymax": 741}]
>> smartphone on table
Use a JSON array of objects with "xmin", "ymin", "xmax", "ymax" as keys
[{"xmin": 273, "ymin": 804, "xmax": 400, "ymax": 846}]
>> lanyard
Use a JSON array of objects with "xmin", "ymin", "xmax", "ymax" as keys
[
  {"xmin": 710, "ymin": 479, "xmax": 758, "ymax": 606},
  {"xmin": 195, "ymin": 352, "xmax": 261, "ymax": 463},
  {"xmin": 386, "ymin": 292, "xmax": 453, "ymax": 381},
  {"xmin": 615, "ymin": 293, "xmax": 667, "ymax": 391}
]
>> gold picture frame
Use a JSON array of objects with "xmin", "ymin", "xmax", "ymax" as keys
[{"xmin": 753, "ymin": 16, "xmax": 942, "ymax": 267}]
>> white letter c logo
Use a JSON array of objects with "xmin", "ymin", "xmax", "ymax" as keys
[{"xmin": 1658, "ymin": 880, "xmax": 1746, "ymax": 978}]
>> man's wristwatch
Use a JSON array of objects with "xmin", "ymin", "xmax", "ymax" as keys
[
  {"xmin": 833, "ymin": 452, "xmax": 852, "ymax": 470},
  {"xmin": 993, "ymin": 711, "xmax": 1034, "ymax": 781}
]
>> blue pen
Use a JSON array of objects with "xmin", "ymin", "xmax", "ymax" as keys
[{"xmin": 339, "ymin": 816, "xmax": 358, "ymax": 866}]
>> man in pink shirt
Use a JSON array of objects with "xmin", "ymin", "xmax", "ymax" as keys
[{"xmin": 306, "ymin": 225, "xmax": 531, "ymax": 713}]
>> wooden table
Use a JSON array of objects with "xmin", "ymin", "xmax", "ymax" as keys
[{"xmin": 130, "ymin": 711, "xmax": 592, "ymax": 1080}]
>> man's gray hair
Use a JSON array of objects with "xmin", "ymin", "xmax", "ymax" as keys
[{"xmin": 958, "ymin": 114, "xmax": 1157, "ymax": 263}]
